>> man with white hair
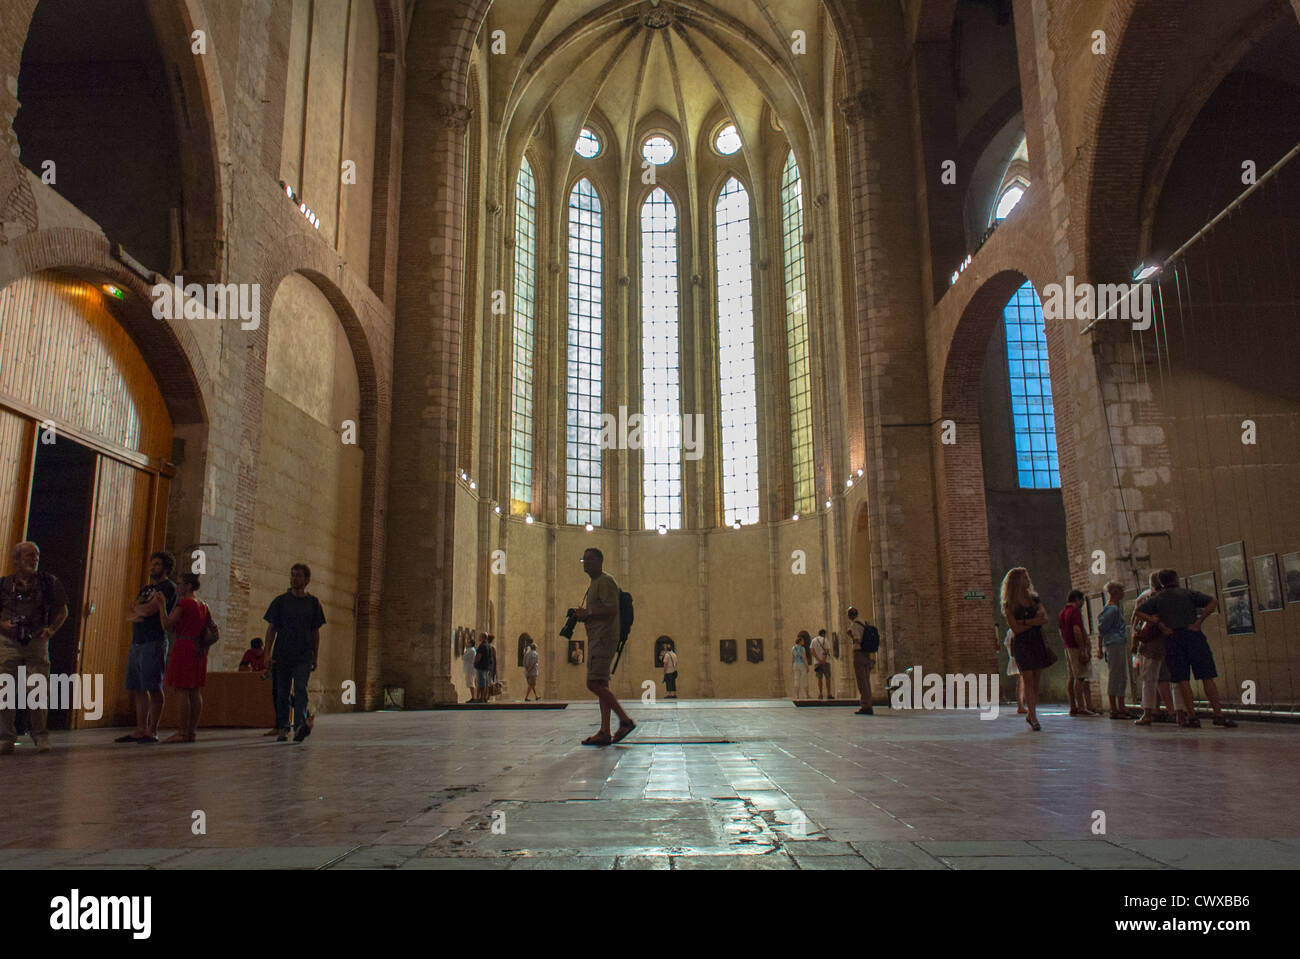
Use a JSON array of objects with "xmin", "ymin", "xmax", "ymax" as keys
[{"xmin": 0, "ymin": 542, "xmax": 69, "ymax": 754}]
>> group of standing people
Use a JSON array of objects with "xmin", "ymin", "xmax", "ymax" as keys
[
  {"xmin": 791, "ymin": 607, "xmax": 879, "ymax": 714},
  {"xmin": 460, "ymin": 632, "xmax": 542, "ymax": 702},
  {"xmin": 1002, "ymin": 566, "xmax": 1238, "ymax": 732}
]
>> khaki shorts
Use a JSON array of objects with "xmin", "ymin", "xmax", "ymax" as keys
[
  {"xmin": 1065, "ymin": 645, "xmax": 1091, "ymax": 680},
  {"xmin": 587, "ymin": 642, "xmax": 614, "ymax": 683}
]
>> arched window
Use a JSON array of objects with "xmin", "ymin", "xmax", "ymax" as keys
[
  {"xmin": 715, "ymin": 177, "xmax": 759, "ymax": 525},
  {"xmin": 1004, "ymin": 281, "xmax": 1060, "ymax": 489},
  {"xmin": 567, "ymin": 178, "xmax": 603, "ymax": 525},
  {"xmin": 780, "ymin": 151, "xmax": 814, "ymax": 515},
  {"xmin": 994, "ymin": 181, "xmax": 1026, "ymax": 221},
  {"xmin": 641, "ymin": 187, "xmax": 682, "ymax": 530},
  {"xmin": 508, "ymin": 158, "xmax": 536, "ymax": 509}
]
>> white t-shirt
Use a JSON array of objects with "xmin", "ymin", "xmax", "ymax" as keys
[
  {"xmin": 662, "ymin": 649, "xmax": 678, "ymax": 674},
  {"xmin": 462, "ymin": 647, "xmax": 477, "ymax": 674},
  {"xmin": 810, "ymin": 635, "xmax": 829, "ymax": 663}
]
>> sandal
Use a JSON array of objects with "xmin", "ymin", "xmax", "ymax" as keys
[
  {"xmin": 611, "ymin": 721, "xmax": 637, "ymax": 743},
  {"xmin": 581, "ymin": 732, "xmax": 612, "ymax": 746}
]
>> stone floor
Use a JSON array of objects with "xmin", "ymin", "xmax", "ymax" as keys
[{"xmin": 2, "ymin": 699, "xmax": 1299, "ymax": 870}]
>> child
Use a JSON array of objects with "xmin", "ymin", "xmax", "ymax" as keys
[{"xmin": 238, "ymin": 637, "xmax": 265, "ymax": 672}]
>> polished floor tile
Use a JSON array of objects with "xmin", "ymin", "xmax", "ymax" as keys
[{"xmin": 2, "ymin": 700, "xmax": 1298, "ymax": 869}]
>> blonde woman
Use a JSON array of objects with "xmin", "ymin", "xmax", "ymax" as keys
[{"xmin": 1001, "ymin": 567, "xmax": 1054, "ymax": 731}]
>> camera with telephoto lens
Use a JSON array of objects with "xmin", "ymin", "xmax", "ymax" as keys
[
  {"xmin": 559, "ymin": 608, "xmax": 579, "ymax": 639},
  {"xmin": 11, "ymin": 615, "xmax": 33, "ymax": 646}
]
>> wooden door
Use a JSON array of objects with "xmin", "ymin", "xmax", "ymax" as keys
[
  {"xmin": 76, "ymin": 457, "xmax": 153, "ymax": 728},
  {"xmin": 0, "ymin": 409, "xmax": 35, "ymax": 549}
]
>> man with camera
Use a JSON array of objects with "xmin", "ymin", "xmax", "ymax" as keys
[
  {"xmin": 570, "ymin": 547, "xmax": 634, "ymax": 745},
  {"xmin": 0, "ymin": 542, "xmax": 69, "ymax": 754}
]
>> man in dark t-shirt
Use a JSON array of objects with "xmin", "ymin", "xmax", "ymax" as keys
[
  {"xmin": 264, "ymin": 563, "xmax": 326, "ymax": 742},
  {"xmin": 1136, "ymin": 568, "xmax": 1234, "ymax": 728},
  {"xmin": 1, "ymin": 542, "xmax": 69, "ymax": 754},
  {"xmin": 118, "ymin": 551, "xmax": 177, "ymax": 743}
]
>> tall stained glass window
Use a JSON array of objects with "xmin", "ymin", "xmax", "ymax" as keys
[
  {"xmin": 780, "ymin": 151, "xmax": 814, "ymax": 514},
  {"xmin": 567, "ymin": 178, "xmax": 603, "ymax": 524},
  {"xmin": 508, "ymin": 158, "xmax": 536, "ymax": 509},
  {"xmin": 1004, "ymin": 281, "xmax": 1060, "ymax": 488},
  {"xmin": 641, "ymin": 187, "xmax": 682, "ymax": 530},
  {"xmin": 715, "ymin": 178, "xmax": 759, "ymax": 525}
]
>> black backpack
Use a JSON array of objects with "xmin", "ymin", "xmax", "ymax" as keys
[
  {"xmin": 618, "ymin": 591, "xmax": 634, "ymax": 645},
  {"xmin": 859, "ymin": 621, "xmax": 880, "ymax": 653}
]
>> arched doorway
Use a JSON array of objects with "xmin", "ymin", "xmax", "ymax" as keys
[{"xmin": 0, "ymin": 272, "xmax": 181, "ymax": 728}]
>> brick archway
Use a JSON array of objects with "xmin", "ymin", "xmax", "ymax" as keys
[
  {"xmin": 0, "ymin": 0, "xmax": 230, "ymax": 283},
  {"xmin": 934, "ymin": 270, "xmax": 1029, "ymax": 681},
  {"xmin": 1080, "ymin": 0, "xmax": 1192, "ymax": 283}
]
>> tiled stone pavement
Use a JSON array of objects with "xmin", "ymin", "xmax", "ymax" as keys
[{"xmin": 2, "ymin": 700, "xmax": 1299, "ymax": 869}]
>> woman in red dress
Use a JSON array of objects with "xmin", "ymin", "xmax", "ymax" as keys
[{"xmin": 161, "ymin": 573, "xmax": 209, "ymax": 742}]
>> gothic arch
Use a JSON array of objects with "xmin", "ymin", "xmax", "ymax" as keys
[{"xmin": 258, "ymin": 236, "xmax": 393, "ymax": 710}]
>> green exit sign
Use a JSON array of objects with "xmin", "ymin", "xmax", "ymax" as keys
[{"xmin": 963, "ymin": 590, "xmax": 986, "ymax": 600}]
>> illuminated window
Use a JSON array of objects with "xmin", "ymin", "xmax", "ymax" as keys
[
  {"xmin": 642, "ymin": 135, "xmax": 674, "ymax": 165},
  {"xmin": 641, "ymin": 187, "xmax": 682, "ymax": 530},
  {"xmin": 714, "ymin": 123, "xmax": 742, "ymax": 156},
  {"xmin": 995, "ymin": 183, "xmax": 1025, "ymax": 221},
  {"xmin": 575, "ymin": 128, "xmax": 601, "ymax": 159},
  {"xmin": 780, "ymin": 151, "xmax": 814, "ymax": 514},
  {"xmin": 508, "ymin": 158, "xmax": 536, "ymax": 509},
  {"xmin": 1004, "ymin": 281, "xmax": 1060, "ymax": 489},
  {"xmin": 715, "ymin": 178, "xmax": 759, "ymax": 525},
  {"xmin": 567, "ymin": 178, "xmax": 604, "ymax": 525}
]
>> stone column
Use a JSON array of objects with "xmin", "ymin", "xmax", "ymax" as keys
[{"xmin": 384, "ymin": 96, "xmax": 471, "ymax": 706}]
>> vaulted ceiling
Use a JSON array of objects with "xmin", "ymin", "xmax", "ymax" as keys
[{"xmin": 482, "ymin": 0, "xmax": 838, "ymax": 195}]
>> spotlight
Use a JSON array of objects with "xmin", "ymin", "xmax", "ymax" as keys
[
  {"xmin": 585, "ymin": 523, "xmax": 593, "ymax": 532},
  {"xmin": 846, "ymin": 478, "xmax": 853, "ymax": 488},
  {"xmin": 1133, "ymin": 261, "xmax": 1161, "ymax": 282},
  {"xmin": 824, "ymin": 500, "xmax": 831, "ymax": 509},
  {"xmin": 856, "ymin": 468, "xmax": 863, "ymax": 476},
  {"xmin": 101, "ymin": 284, "xmax": 124, "ymax": 300},
  {"xmin": 469, "ymin": 481, "xmax": 476, "ymax": 490},
  {"xmin": 525, "ymin": 514, "xmax": 534, "ymax": 524},
  {"xmin": 657, "ymin": 525, "xmax": 667, "ymax": 535},
  {"xmin": 792, "ymin": 514, "xmax": 799, "ymax": 521},
  {"xmin": 494, "ymin": 505, "xmax": 501, "ymax": 514},
  {"xmin": 732, "ymin": 521, "xmax": 741, "ymax": 530}
]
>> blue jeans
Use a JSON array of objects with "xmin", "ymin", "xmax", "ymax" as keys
[{"xmin": 274, "ymin": 661, "xmax": 312, "ymax": 731}]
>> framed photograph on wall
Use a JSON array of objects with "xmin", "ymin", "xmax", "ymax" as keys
[
  {"xmin": 567, "ymin": 639, "xmax": 585, "ymax": 665},
  {"xmin": 746, "ymin": 638, "xmax": 764, "ymax": 663},
  {"xmin": 1253, "ymin": 554, "xmax": 1284, "ymax": 612},
  {"xmin": 1184, "ymin": 571, "xmax": 1217, "ymax": 600},
  {"xmin": 1217, "ymin": 542, "xmax": 1249, "ymax": 591},
  {"xmin": 719, "ymin": 639, "xmax": 737, "ymax": 664},
  {"xmin": 1284, "ymin": 552, "xmax": 1300, "ymax": 604},
  {"xmin": 1224, "ymin": 591, "xmax": 1256, "ymax": 635}
]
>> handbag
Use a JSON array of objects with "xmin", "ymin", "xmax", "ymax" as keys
[
  {"xmin": 1042, "ymin": 637, "xmax": 1058, "ymax": 668},
  {"xmin": 195, "ymin": 604, "xmax": 220, "ymax": 652}
]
